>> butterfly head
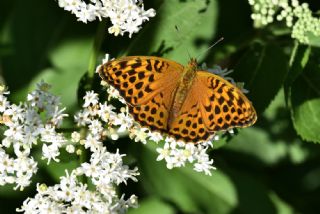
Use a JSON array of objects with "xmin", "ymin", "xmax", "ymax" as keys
[{"xmin": 188, "ymin": 58, "xmax": 198, "ymax": 69}]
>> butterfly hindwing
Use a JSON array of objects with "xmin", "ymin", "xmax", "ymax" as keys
[
  {"xmin": 129, "ymin": 90, "xmax": 174, "ymax": 131},
  {"xmin": 168, "ymin": 101, "xmax": 210, "ymax": 142}
]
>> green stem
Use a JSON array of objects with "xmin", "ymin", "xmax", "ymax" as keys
[
  {"xmin": 87, "ymin": 20, "xmax": 107, "ymax": 78},
  {"xmin": 78, "ymin": 127, "xmax": 88, "ymax": 184}
]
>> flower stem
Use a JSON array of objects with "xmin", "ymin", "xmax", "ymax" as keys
[
  {"xmin": 78, "ymin": 127, "xmax": 88, "ymax": 184},
  {"xmin": 87, "ymin": 20, "xmax": 106, "ymax": 78}
]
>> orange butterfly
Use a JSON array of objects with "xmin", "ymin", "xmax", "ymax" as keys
[{"xmin": 98, "ymin": 56, "xmax": 257, "ymax": 143}]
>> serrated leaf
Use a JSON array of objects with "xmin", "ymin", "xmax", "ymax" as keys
[
  {"xmin": 285, "ymin": 43, "xmax": 311, "ymax": 104},
  {"xmin": 287, "ymin": 43, "xmax": 311, "ymax": 85},
  {"xmin": 290, "ymin": 59, "xmax": 320, "ymax": 143}
]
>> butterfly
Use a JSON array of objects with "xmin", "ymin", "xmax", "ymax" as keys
[{"xmin": 98, "ymin": 56, "xmax": 257, "ymax": 143}]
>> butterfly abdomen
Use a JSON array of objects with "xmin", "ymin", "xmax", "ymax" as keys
[{"xmin": 168, "ymin": 60, "xmax": 197, "ymax": 128}]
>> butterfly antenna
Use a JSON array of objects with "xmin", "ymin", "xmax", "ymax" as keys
[
  {"xmin": 175, "ymin": 26, "xmax": 192, "ymax": 59},
  {"xmin": 196, "ymin": 37, "xmax": 224, "ymax": 60}
]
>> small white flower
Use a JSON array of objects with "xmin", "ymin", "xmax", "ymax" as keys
[
  {"xmin": 83, "ymin": 134, "xmax": 103, "ymax": 152},
  {"xmin": 98, "ymin": 103, "xmax": 116, "ymax": 122},
  {"xmin": 193, "ymin": 149, "xmax": 216, "ymax": 176},
  {"xmin": 112, "ymin": 111, "xmax": 134, "ymax": 133},
  {"xmin": 0, "ymin": 150, "xmax": 14, "ymax": 173},
  {"xmin": 66, "ymin": 145, "xmax": 75, "ymax": 153},
  {"xmin": 183, "ymin": 143, "xmax": 196, "ymax": 162},
  {"xmin": 0, "ymin": 95, "xmax": 9, "ymax": 112},
  {"xmin": 156, "ymin": 142, "xmax": 171, "ymax": 161},
  {"xmin": 129, "ymin": 127, "xmax": 149, "ymax": 144},
  {"xmin": 80, "ymin": 162, "xmax": 101, "ymax": 178},
  {"xmin": 74, "ymin": 110, "xmax": 91, "ymax": 126},
  {"xmin": 42, "ymin": 143, "xmax": 60, "ymax": 164},
  {"xmin": 148, "ymin": 131, "xmax": 164, "ymax": 143},
  {"xmin": 4, "ymin": 123, "xmax": 24, "ymax": 142},
  {"xmin": 83, "ymin": 91, "xmax": 99, "ymax": 107},
  {"xmin": 48, "ymin": 106, "xmax": 68, "ymax": 127},
  {"xmin": 110, "ymin": 133, "xmax": 119, "ymax": 140},
  {"xmin": 3, "ymin": 104, "xmax": 24, "ymax": 123},
  {"xmin": 71, "ymin": 131, "xmax": 81, "ymax": 142},
  {"xmin": 89, "ymin": 119, "xmax": 104, "ymax": 136},
  {"xmin": 107, "ymin": 85, "xmax": 125, "ymax": 102}
]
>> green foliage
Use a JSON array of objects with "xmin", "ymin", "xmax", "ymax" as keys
[
  {"xmin": 138, "ymin": 143, "xmax": 237, "ymax": 214},
  {"xmin": 126, "ymin": 0, "xmax": 218, "ymax": 64},
  {"xmin": 127, "ymin": 197, "xmax": 175, "ymax": 214},
  {"xmin": 233, "ymin": 42, "xmax": 288, "ymax": 114},
  {"xmin": 0, "ymin": 0, "xmax": 320, "ymax": 213},
  {"xmin": 286, "ymin": 45, "xmax": 320, "ymax": 143}
]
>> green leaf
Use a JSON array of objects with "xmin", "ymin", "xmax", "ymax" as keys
[
  {"xmin": 34, "ymin": 148, "xmax": 79, "ymax": 182},
  {"xmin": 306, "ymin": 32, "xmax": 320, "ymax": 47},
  {"xmin": 224, "ymin": 89, "xmax": 309, "ymax": 165},
  {"xmin": 204, "ymin": 0, "xmax": 254, "ymax": 63},
  {"xmin": 19, "ymin": 38, "xmax": 93, "ymax": 113},
  {"xmin": 44, "ymin": 160, "xmax": 79, "ymax": 182},
  {"xmin": 126, "ymin": 0, "xmax": 218, "ymax": 64},
  {"xmin": 225, "ymin": 128, "xmax": 288, "ymax": 166},
  {"xmin": 290, "ymin": 58, "xmax": 320, "ymax": 143},
  {"xmin": 287, "ymin": 43, "xmax": 311, "ymax": 85},
  {"xmin": 2, "ymin": 0, "xmax": 66, "ymax": 90},
  {"xmin": 137, "ymin": 144, "xmax": 237, "ymax": 214},
  {"xmin": 285, "ymin": 45, "xmax": 320, "ymax": 143},
  {"xmin": 269, "ymin": 192, "xmax": 295, "ymax": 214},
  {"xmin": 284, "ymin": 43, "xmax": 311, "ymax": 104},
  {"xmin": 233, "ymin": 42, "xmax": 289, "ymax": 114},
  {"xmin": 127, "ymin": 197, "xmax": 175, "ymax": 214},
  {"xmin": 224, "ymin": 169, "xmax": 277, "ymax": 214}
]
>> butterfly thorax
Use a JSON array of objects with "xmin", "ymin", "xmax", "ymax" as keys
[{"xmin": 168, "ymin": 58, "xmax": 198, "ymax": 128}]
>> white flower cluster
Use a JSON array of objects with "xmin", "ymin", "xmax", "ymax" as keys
[
  {"xmin": 74, "ymin": 87, "xmax": 216, "ymax": 175},
  {"xmin": 0, "ymin": 81, "xmax": 68, "ymax": 191},
  {"xmin": 156, "ymin": 140, "xmax": 216, "ymax": 175},
  {"xmin": 18, "ymin": 151, "xmax": 139, "ymax": 213},
  {"xmin": 248, "ymin": 0, "xmax": 320, "ymax": 44},
  {"xmin": 74, "ymin": 90, "xmax": 133, "ymax": 143},
  {"xmin": 96, "ymin": 55, "xmax": 217, "ymax": 175},
  {"xmin": 56, "ymin": 0, "xmax": 156, "ymax": 37},
  {"xmin": 11, "ymin": 83, "xmax": 139, "ymax": 213},
  {"xmin": 0, "ymin": 81, "xmax": 139, "ymax": 212}
]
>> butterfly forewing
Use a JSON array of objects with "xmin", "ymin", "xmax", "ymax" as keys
[
  {"xmin": 99, "ymin": 56, "xmax": 184, "ymax": 131},
  {"xmin": 197, "ymin": 71, "xmax": 257, "ymax": 131}
]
